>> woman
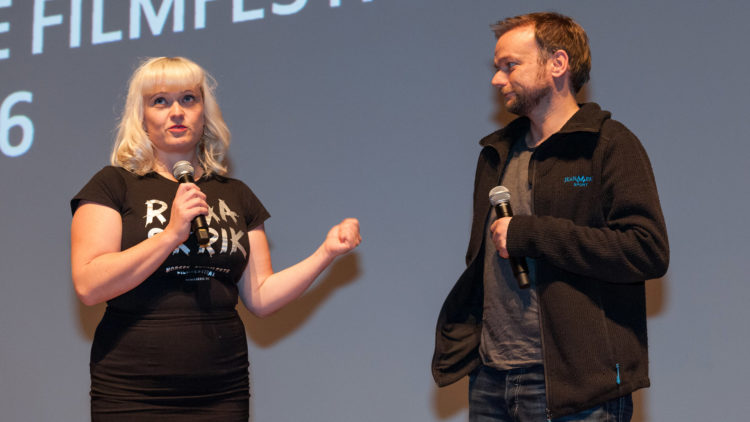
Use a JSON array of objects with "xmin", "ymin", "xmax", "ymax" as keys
[{"xmin": 70, "ymin": 57, "xmax": 361, "ymax": 420}]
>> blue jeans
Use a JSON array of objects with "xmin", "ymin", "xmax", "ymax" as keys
[{"xmin": 469, "ymin": 364, "xmax": 633, "ymax": 422}]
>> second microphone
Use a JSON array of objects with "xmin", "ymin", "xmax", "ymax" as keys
[
  {"xmin": 489, "ymin": 185, "xmax": 530, "ymax": 289},
  {"xmin": 173, "ymin": 160, "xmax": 211, "ymax": 248}
]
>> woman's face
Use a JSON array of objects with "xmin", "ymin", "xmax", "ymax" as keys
[{"xmin": 143, "ymin": 85, "xmax": 205, "ymax": 159}]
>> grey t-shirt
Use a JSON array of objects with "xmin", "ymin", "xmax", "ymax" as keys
[{"xmin": 479, "ymin": 136, "xmax": 542, "ymax": 370}]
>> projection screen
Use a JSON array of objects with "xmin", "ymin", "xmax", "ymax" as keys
[{"xmin": 1, "ymin": 0, "xmax": 749, "ymax": 420}]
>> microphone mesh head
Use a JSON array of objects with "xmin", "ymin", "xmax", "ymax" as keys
[
  {"xmin": 489, "ymin": 185, "xmax": 511, "ymax": 206},
  {"xmin": 172, "ymin": 160, "xmax": 194, "ymax": 179}
]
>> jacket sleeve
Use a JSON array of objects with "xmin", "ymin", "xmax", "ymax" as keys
[{"xmin": 506, "ymin": 122, "xmax": 669, "ymax": 283}]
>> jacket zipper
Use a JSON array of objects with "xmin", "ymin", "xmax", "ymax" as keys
[
  {"xmin": 528, "ymin": 146, "xmax": 551, "ymax": 418},
  {"xmin": 616, "ymin": 363, "xmax": 621, "ymax": 385},
  {"xmin": 528, "ymin": 149, "xmax": 537, "ymax": 215}
]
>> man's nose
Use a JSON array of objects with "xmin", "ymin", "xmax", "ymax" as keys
[{"xmin": 491, "ymin": 71, "xmax": 507, "ymax": 87}]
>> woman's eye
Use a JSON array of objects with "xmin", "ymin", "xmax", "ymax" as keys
[
  {"xmin": 182, "ymin": 94, "xmax": 197, "ymax": 104},
  {"xmin": 152, "ymin": 97, "xmax": 167, "ymax": 105}
]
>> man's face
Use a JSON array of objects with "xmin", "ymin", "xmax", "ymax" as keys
[{"xmin": 492, "ymin": 26, "xmax": 551, "ymax": 116}]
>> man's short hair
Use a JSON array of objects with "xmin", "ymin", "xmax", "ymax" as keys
[{"xmin": 491, "ymin": 12, "xmax": 591, "ymax": 93}]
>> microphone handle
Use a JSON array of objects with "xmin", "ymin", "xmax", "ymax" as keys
[
  {"xmin": 494, "ymin": 202, "xmax": 530, "ymax": 289},
  {"xmin": 177, "ymin": 174, "xmax": 210, "ymax": 247}
]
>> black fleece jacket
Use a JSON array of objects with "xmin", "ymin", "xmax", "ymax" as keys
[{"xmin": 432, "ymin": 103, "xmax": 669, "ymax": 418}]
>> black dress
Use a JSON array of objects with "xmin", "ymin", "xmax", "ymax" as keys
[{"xmin": 72, "ymin": 166, "xmax": 269, "ymax": 421}]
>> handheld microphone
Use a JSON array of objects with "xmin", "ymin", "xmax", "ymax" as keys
[
  {"xmin": 489, "ymin": 186, "xmax": 530, "ymax": 289},
  {"xmin": 172, "ymin": 161, "xmax": 210, "ymax": 248}
]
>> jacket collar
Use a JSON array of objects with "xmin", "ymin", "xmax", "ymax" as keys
[
  {"xmin": 557, "ymin": 102, "xmax": 611, "ymax": 135},
  {"xmin": 479, "ymin": 102, "xmax": 611, "ymax": 151}
]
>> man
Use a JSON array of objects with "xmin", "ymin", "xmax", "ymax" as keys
[{"xmin": 432, "ymin": 12, "xmax": 669, "ymax": 421}]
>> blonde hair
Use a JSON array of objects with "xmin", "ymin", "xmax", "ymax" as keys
[{"xmin": 111, "ymin": 57, "xmax": 231, "ymax": 175}]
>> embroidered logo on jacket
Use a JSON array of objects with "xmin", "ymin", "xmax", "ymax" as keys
[{"xmin": 563, "ymin": 175, "xmax": 592, "ymax": 187}]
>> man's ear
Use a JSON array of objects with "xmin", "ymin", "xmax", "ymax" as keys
[{"xmin": 549, "ymin": 49, "xmax": 570, "ymax": 78}]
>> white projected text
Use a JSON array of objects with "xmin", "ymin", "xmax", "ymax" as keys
[{"xmin": 0, "ymin": 91, "xmax": 34, "ymax": 157}]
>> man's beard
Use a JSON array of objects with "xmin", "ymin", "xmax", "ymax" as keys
[{"xmin": 506, "ymin": 82, "xmax": 551, "ymax": 116}]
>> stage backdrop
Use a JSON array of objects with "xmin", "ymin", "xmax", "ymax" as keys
[{"xmin": 1, "ymin": 0, "xmax": 749, "ymax": 420}]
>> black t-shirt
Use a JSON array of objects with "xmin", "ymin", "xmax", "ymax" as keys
[{"xmin": 71, "ymin": 166, "xmax": 270, "ymax": 314}]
